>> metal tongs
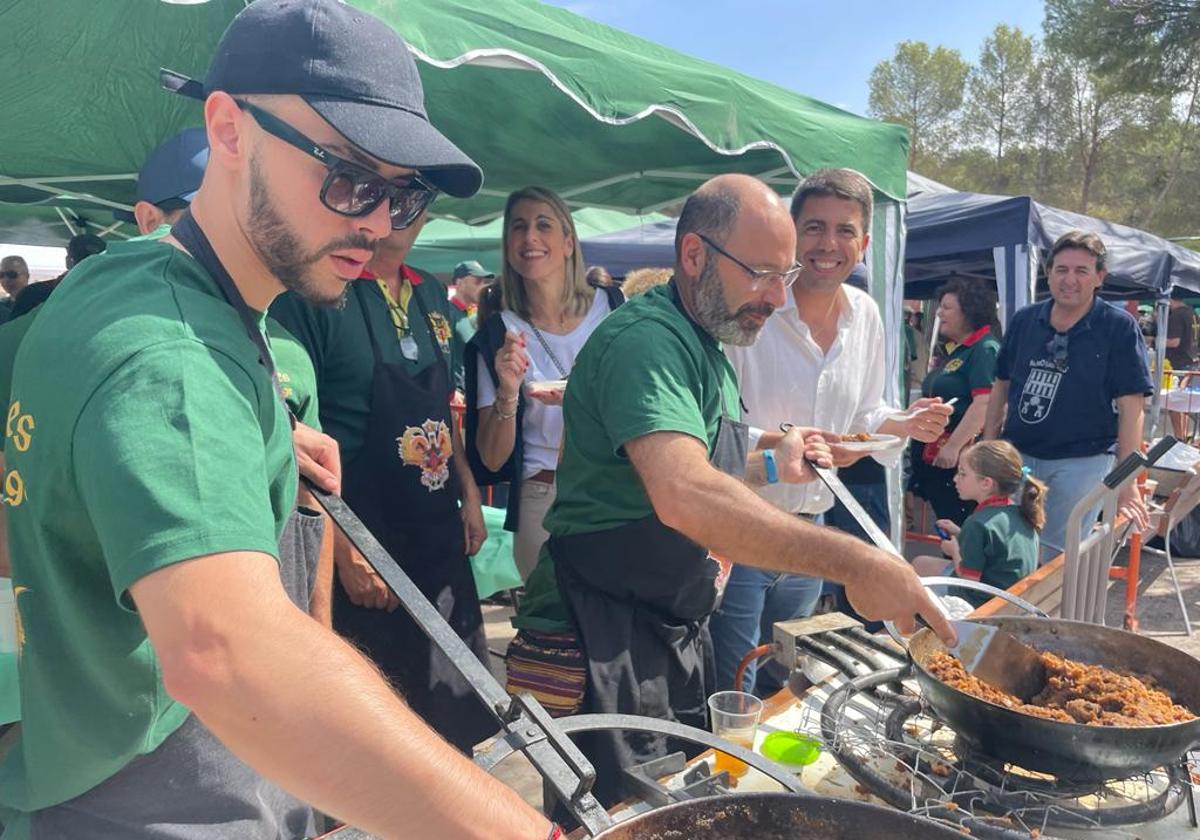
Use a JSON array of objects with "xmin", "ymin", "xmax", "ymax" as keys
[{"xmin": 790, "ymin": 426, "xmax": 1047, "ymax": 700}]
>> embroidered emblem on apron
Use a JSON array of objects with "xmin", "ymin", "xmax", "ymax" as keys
[{"xmin": 397, "ymin": 418, "xmax": 453, "ymax": 491}]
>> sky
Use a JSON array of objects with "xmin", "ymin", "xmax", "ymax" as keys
[{"xmin": 544, "ymin": 0, "xmax": 1047, "ymax": 117}]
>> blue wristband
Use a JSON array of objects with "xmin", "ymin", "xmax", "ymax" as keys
[{"xmin": 763, "ymin": 448, "xmax": 779, "ymax": 484}]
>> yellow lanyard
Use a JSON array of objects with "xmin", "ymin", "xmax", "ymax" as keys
[{"xmin": 375, "ymin": 277, "xmax": 413, "ymax": 336}]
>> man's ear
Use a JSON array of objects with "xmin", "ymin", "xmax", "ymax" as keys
[
  {"xmin": 204, "ymin": 91, "xmax": 249, "ymax": 170},
  {"xmin": 678, "ymin": 231, "xmax": 707, "ymax": 279},
  {"xmin": 133, "ymin": 201, "xmax": 165, "ymax": 237}
]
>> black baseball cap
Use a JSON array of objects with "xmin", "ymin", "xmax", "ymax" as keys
[
  {"xmin": 453, "ymin": 260, "xmax": 495, "ymax": 280},
  {"xmin": 113, "ymin": 127, "xmax": 209, "ymax": 223},
  {"xmin": 160, "ymin": 0, "xmax": 482, "ymax": 198}
]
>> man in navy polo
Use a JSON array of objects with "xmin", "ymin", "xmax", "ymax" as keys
[{"xmin": 984, "ymin": 230, "xmax": 1152, "ymax": 561}]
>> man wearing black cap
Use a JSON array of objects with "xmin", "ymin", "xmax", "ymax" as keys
[
  {"xmin": 0, "ymin": 2, "xmax": 551, "ymax": 839},
  {"xmin": 449, "ymin": 259, "xmax": 495, "ymax": 382},
  {"xmin": 121, "ymin": 126, "xmax": 340, "ymax": 627}
]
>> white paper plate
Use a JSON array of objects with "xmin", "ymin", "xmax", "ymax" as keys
[
  {"xmin": 527, "ymin": 379, "xmax": 568, "ymax": 393},
  {"xmin": 837, "ymin": 434, "xmax": 902, "ymax": 452}
]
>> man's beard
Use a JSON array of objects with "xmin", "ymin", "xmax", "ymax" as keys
[
  {"xmin": 692, "ymin": 258, "xmax": 775, "ymax": 346},
  {"xmin": 246, "ymin": 156, "xmax": 375, "ymax": 308}
]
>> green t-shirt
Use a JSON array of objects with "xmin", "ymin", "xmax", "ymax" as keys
[
  {"xmin": 269, "ymin": 265, "xmax": 457, "ymax": 464},
  {"xmin": 267, "ymin": 317, "xmax": 320, "ymax": 429},
  {"xmin": 921, "ymin": 329, "xmax": 1000, "ymax": 429},
  {"xmin": 515, "ymin": 281, "xmax": 740, "ymax": 631},
  {"xmin": 957, "ymin": 504, "xmax": 1039, "ymax": 607},
  {"xmin": 0, "ymin": 310, "xmax": 40, "ymax": 450},
  {"xmin": 0, "ymin": 240, "xmax": 297, "ymax": 821}
]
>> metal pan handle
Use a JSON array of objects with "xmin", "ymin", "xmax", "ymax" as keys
[
  {"xmin": 1102, "ymin": 435, "xmax": 1176, "ymax": 490},
  {"xmin": 883, "ymin": 578, "xmax": 1047, "ymax": 647},
  {"xmin": 917, "ymin": 577, "xmax": 1049, "ymax": 617},
  {"xmin": 1144, "ymin": 435, "xmax": 1179, "ymax": 468}
]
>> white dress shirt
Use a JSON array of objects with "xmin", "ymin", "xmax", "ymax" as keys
[{"xmin": 726, "ymin": 285, "xmax": 902, "ymax": 515}]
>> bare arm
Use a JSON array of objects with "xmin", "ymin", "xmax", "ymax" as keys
[
  {"xmin": 453, "ymin": 423, "xmax": 487, "ymax": 556},
  {"xmin": 943, "ymin": 395, "xmax": 989, "ymax": 451},
  {"xmin": 930, "ymin": 395, "xmax": 990, "ymax": 469},
  {"xmin": 1116, "ymin": 394, "xmax": 1150, "ymax": 530},
  {"xmin": 623, "ymin": 432, "xmax": 955, "ymax": 643},
  {"xmin": 476, "ymin": 404, "xmax": 519, "ymax": 473},
  {"xmin": 131, "ymin": 553, "xmax": 548, "ymax": 840},
  {"xmin": 1116, "ymin": 394, "xmax": 1145, "ymax": 462},
  {"xmin": 982, "ymin": 380, "xmax": 1010, "ymax": 440},
  {"xmin": 475, "ymin": 332, "xmax": 528, "ymax": 472}
]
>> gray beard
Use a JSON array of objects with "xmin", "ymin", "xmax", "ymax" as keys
[
  {"xmin": 692, "ymin": 258, "xmax": 771, "ymax": 346},
  {"xmin": 246, "ymin": 156, "xmax": 372, "ymax": 308}
]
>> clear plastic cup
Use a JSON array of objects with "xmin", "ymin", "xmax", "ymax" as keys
[{"xmin": 708, "ymin": 690, "xmax": 763, "ymax": 778}]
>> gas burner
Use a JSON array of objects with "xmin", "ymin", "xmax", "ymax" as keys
[{"xmin": 819, "ymin": 666, "xmax": 1193, "ymax": 837}]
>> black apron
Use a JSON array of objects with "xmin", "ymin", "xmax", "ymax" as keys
[
  {"xmin": 331, "ymin": 280, "xmax": 493, "ymax": 754},
  {"xmin": 33, "ymin": 213, "xmax": 318, "ymax": 839},
  {"xmin": 549, "ymin": 413, "xmax": 748, "ymax": 804}
]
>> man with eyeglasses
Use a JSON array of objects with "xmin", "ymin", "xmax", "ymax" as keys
[
  {"xmin": 712, "ymin": 169, "xmax": 953, "ymax": 696},
  {"xmin": 271, "ymin": 207, "xmax": 496, "ymax": 755},
  {"xmin": 984, "ymin": 230, "xmax": 1153, "ymax": 562},
  {"xmin": 0, "ymin": 256, "xmax": 30, "ymax": 325},
  {"xmin": 0, "ymin": 2, "xmax": 552, "ymax": 839},
  {"xmin": 513, "ymin": 172, "xmax": 956, "ymax": 802}
]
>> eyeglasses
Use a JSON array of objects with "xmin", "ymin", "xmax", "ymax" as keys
[
  {"xmin": 0, "ymin": 271, "xmax": 21, "ymax": 281},
  {"xmin": 1046, "ymin": 332, "xmax": 1069, "ymax": 371},
  {"xmin": 236, "ymin": 101, "xmax": 437, "ymax": 230},
  {"xmin": 696, "ymin": 233, "xmax": 803, "ymax": 289}
]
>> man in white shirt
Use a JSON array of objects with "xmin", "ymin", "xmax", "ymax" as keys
[{"xmin": 713, "ymin": 169, "xmax": 952, "ymax": 694}]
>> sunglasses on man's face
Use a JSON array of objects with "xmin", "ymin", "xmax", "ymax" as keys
[
  {"xmin": 1046, "ymin": 332, "xmax": 1069, "ymax": 371},
  {"xmin": 236, "ymin": 101, "xmax": 438, "ymax": 230},
  {"xmin": 0, "ymin": 271, "xmax": 22, "ymax": 281}
]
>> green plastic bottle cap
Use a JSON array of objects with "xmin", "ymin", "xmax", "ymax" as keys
[{"xmin": 760, "ymin": 731, "xmax": 821, "ymax": 767}]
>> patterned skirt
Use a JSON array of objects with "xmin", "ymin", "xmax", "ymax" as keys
[{"xmin": 505, "ymin": 629, "xmax": 587, "ymax": 717}]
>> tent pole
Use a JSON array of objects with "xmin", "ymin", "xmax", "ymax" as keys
[
  {"xmin": 55, "ymin": 207, "xmax": 79, "ymax": 237},
  {"xmin": 0, "ymin": 176, "xmax": 133, "ymax": 213},
  {"xmin": 0, "ymin": 173, "xmax": 136, "ymax": 185},
  {"xmin": 1149, "ymin": 297, "xmax": 1170, "ymax": 442}
]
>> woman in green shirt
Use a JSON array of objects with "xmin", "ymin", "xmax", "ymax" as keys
[{"xmin": 910, "ymin": 278, "xmax": 1001, "ymax": 524}]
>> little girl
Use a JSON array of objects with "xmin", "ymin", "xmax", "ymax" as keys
[{"xmin": 912, "ymin": 440, "xmax": 1045, "ymax": 607}]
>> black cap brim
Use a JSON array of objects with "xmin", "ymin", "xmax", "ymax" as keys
[{"xmin": 307, "ymin": 96, "xmax": 483, "ymax": 199}]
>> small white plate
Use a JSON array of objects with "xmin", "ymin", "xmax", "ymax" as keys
[
  {"xmin": 527, "ymin": 379, "xmax": 568, "ymax": 393},
  {"xmin": 837, "ymin": 434, "xmax": 902, "ymax": 452}
]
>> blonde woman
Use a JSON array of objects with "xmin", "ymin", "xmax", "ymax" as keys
[{"xmin": 465, "ymin": 187, "xmax": 624, "ymax": 581}]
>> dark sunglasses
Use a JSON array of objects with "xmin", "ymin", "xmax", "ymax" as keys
[
  {"xmin": 0, "ymin": 271, "xmax": 21, "ymax": 280},
  {"xmin": 1046, "ymin": 332, "xmax": 1069, "ymax": 371},
  {"xmin": 236, "ymin": 100, "xmax": 437, "ymax": 230},
  {"xmin": 696, "ymin": 233, "xmax": 803, "ymax": 289}
]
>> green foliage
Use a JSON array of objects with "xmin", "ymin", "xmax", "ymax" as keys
[
  {"xmin": 869, "ymin": 3, "xmax": 1200, "ymax": 239},
  {"xmin": 868, "ymin": 41, "xmax": 970, "ymax": 167}
]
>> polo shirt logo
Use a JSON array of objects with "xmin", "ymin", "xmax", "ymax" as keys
[
  {"xmin": 1018, "ymin": 365, "xmax": 1062, "ymax": 424},
  {"xmin": 396, "ymin": 418, "xmax": 452, "ymax": 492},
  {"xmin": 943, "ymin": 358, "xmax": 964, "ymax": 373}
]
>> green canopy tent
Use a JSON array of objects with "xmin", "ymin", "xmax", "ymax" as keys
[{"xmin": 0, "ymin": 0, "xmax": 911, "ymax": 540}]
